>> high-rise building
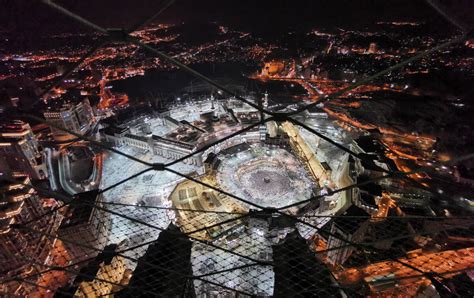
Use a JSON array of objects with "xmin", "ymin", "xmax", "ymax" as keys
[
  {"xmin": 326, "ymin": 205, "xmax": 370, "ymax": 265},
  {"xmin": 43, "ymin": 98, "xmax": 95, "ymax": 141},
  {"xmin": 0, "ymin": 175, "xmax": 63, "ymax": 296},
  {"xmin": 0, "ymin": 120, "xmax": 47, "ymax": 180}
]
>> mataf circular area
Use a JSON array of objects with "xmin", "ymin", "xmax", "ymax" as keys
[
  {"xmin": 238, "ymin": 160, "xmax": 291, "ymax": 199},
  {"xmin": 216, "ymin": 146, "xmax": 315, "ymax": 208}
]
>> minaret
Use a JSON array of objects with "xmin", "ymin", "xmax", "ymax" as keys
[
  {"xmin": 263, "ymin": 91, "xmax": 269, "ymax": 109},
  {"xmin": 259, "ymin": 92, "xmax": 269, "ymax": 141},
  {"xmin": 211, "ymin": 94, "xmax": 219, "ymax": 122}
]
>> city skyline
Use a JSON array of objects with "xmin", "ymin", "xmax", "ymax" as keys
[{"xmin": 0, "ymin": 0, "xmax": 473, "ymax": 297}]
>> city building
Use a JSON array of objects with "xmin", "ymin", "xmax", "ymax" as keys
[
  {"xmin": 151, "ymin": 134, "xmax": 202, "ymax": 165},
  {"xmin": 265, "ymin": 121, "xmax": 290, "ymax": 146},
  {"xmin": 100, "ymin": 125, "xmax": 129, "ymax": 146},
  {"xmin": 353, "ymin": 181, "xmax": 381, "ymax": 214},
  {"xmin": 43, "ymin": 98, "xmax": 95, "ymax": 141},
  {"xmin": 163, "ymin": 115, "xmax": 182, "ymax": 129},
  {"xmin": 101, "ymin": 125, "xmax": 202, "ymax": 166},
  {"xmin": 350, "ymin": 136, "xmax": 393, "ymax": 174},
  {"xmin": 388, "ymin": 192, "xmax": 431, "ymax": 208},
  {"xmin": 0, "ymin": 120, "xmax": 48, "ymax": 180},
  {"xmin": 122, "ymin": 134, "xmax": 151, "ymax": 151},
  {"xmin": 304, "ymin": 106, "xmax": 328, "ymax": 119},
  {"xmin": 0, "ymin": 175, "xmax": 63, "ymax": 296},
  {"xmin": 58, "ymin": 190, "xmax": 111, "ymax": 261},
  {"xmin": 203, "ymin": 152, "xmax": 221, "ymax": 173},
  {"xmin": 261, "ymin": 60, "xmax": 286, "ymax": 77},
  {"xmin": 283, "ymin": 121, "xmax": 333, "ymax": 187},
  {"xmin": 326, "ymin": 205, "xmax": 370, "ymax": 265}
]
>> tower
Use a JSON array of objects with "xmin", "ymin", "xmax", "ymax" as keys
[
  {"xmin": 263, "ymin": 91, "xmax": 269, "ymax": 109},
  {"xmin": 0, "ymin": 120, "xmax": 47, "ymax": 180},
  {"xmin": 258, "ymin": 92, "xmax": 269, "ymax": 141},
  {"xmin": 43, "ymin": 98, "xmax": 95, "ymax": 141},
  {"xmin": 0, "ymin": 175, "xmax": 62, "ymax": 296},
  {"xmin": 211, "ymin": 94, "xmax": 219, "ymax": 122}
]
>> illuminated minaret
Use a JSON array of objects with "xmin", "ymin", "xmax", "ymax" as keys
[
  {"xmin": 263, "ymin": 91, "xmax": 269, "ymax": 109},
  {"xmin": 259, "ymin": 92, "xmax": 269, "ymax": 141},
  {"xmin": 211, "ymin": 94, "xmax": 219, "ymax": 122}
]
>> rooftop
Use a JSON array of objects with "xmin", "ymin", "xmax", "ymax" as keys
[
  {"xmin": 332, "ymin": 205, "xmax": 370, "ymax": 234},
  {"xmin": 101, "ymin": 125, "xmax": 129, "ymax": 136},
  {"xmin": 354, "ymin": 136, "xmax": 385, "ymax": 154}
]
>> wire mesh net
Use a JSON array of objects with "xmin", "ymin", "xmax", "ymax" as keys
[{"xmin": 0, "ymin": 0, "xmax": 473, "ymax": 297}]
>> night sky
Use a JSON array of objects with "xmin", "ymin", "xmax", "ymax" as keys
[
  {"xmin": 1, "ymin": 0, "xmax": 472, "ymax": 34},
  {"xmin": 0, "ymin": 0, "xmax": 472, "ymax": 53}
]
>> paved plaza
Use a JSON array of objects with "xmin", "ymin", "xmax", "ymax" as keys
[
  {"xmin": 100, "ymin": 146, "xmax": 198, "ymax": 269},
  {"xmin": 192, "ymin": 221, "xmax": 275, "ymax": 296}
]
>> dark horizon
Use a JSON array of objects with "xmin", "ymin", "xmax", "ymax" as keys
[{"xmin": 1, "ymin": 0, "xmax": 471, "ymax": 36}]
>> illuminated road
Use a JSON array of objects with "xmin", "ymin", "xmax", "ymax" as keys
[
  {"xmin": 253, "ymin": 68, "xmax": 439, "ymax": 188},
  {"xmin": 172, "ymin": 33, "xmax": 250, "ymax": 60},
  {"xmin": 336, "ymin": 247, "xmax": 474, "ymax": 295}
]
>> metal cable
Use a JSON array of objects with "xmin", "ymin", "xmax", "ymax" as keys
[
  {"xmin": 9, "ymin": 224, "xmax": 259, "ymax": 296},
  {"xmin": 1, "ymin": 1, "xmax": 471, "ymax": 296}
]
